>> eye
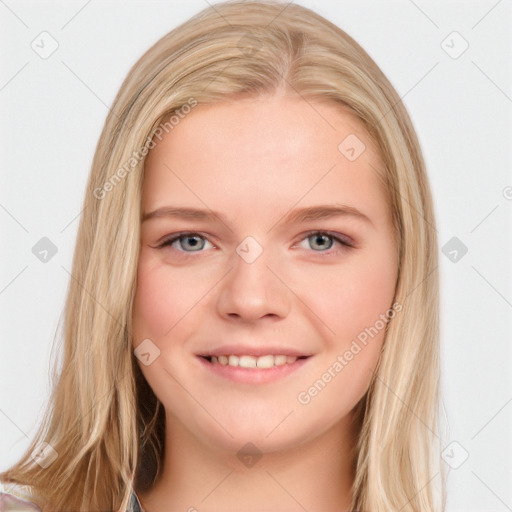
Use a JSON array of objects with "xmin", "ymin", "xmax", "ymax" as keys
[
  {"xmin": 298, "ymin": 231, "xmax": 354, "ymax": 254},
  {"xmin": 155, "ymin": 230, "xmax": 354, "ymax": 256},
  {"xmin": 157, "ymin": 232, "xmax": 214, "ymax": 253}
]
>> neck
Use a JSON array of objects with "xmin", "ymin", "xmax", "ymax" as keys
[{"xmin": 137, "ymin": 411, "xmax": 359, "ymax": 512}]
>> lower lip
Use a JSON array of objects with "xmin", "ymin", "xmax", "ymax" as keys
[{"xmin": 197, "ymin": 356, "xmax": 311, "ymax": 384}]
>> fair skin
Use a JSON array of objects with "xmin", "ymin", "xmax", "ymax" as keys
[{"xmin": 131, "ymin": 91, "xmax": 399, "ymax": 512}]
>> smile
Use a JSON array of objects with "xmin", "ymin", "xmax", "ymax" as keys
[
  {"xmin": 202, "ymin": 354, "xmax": 307, "ymax": 368},
  {"xmin": 197, "ymin": 354, "xmax": 312, "ymax": 384}
]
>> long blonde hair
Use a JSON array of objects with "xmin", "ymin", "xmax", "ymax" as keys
[{"xmin": 0, "ymin": 1, "xmax": 445, "ymax": 510}]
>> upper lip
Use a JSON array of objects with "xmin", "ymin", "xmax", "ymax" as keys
[{"xmin": 197, "ymin": 344, "xmax": 312, "ymax": 358}]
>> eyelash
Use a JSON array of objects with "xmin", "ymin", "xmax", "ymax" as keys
[{"xmin": 155, "ymin": 230, "xmax": 354, "ymax": 257}]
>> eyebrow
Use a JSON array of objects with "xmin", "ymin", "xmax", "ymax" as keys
[{"xmin": 142, "ymin": 204, "xmax": 373, "ymax": 227}]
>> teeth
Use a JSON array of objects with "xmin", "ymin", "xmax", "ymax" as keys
[
  {"xmin": 256, "ymin": 355, "xmax": 274, "ymax": 368},
  {"xmin": 209, "ymin": 354, "xmax": 300, "ymax": 368},
  {"xmin": 274, "ymin": 355, "xmax": 287, "ymax": 366},
  {"xmin": 239, "ymin": 355, "xmax": 257, "ymax": 368}
]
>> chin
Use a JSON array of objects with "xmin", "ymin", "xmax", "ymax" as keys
[{"xmin": 190, "ymin": 413, "xmax": 314, "ymax": 460}]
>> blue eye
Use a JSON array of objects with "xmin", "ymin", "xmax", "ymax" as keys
[
  {"xmin": 158, "ymin": 233, "xmax": 213, "ymax": 252},
  {"xmin": 300, "ymin": 231, "xmax": 353, "ymax": 253},
  {"xmin": 156, "ymin": 230, "xmax": 353, "ymax": 255},
  {"xmin": 307, "ymin": 232, "xmax": 334, "ymax": 251}
]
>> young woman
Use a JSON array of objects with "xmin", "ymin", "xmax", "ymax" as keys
[{"xmin": 0, "ymin": 1, "xmax": 445, "ymax": 510}]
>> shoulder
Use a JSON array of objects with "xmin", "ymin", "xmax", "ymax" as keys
[
  {"xmin": 0, "ymin": 483, "xmax": 143, "ymax": 512},
  {"xmin": 0, "ymin": 483, "xmax": 41, "ymax": 511}
]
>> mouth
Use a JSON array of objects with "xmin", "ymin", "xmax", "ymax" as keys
[
  {"xmin": 196, "ymin": 352, "xmax": 312, "ymax": 384},
  {"xmin": 199, "ymin": 354, "xmax": 310, "ymax": 369}
]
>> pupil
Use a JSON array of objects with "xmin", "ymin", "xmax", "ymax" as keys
[
  {"xmin": 179, "ymin": 235, "xmax": 202, "ymax": 251},
  {"xmin": 313, "ymin": 234, "xmax": 331, "ymax": 250}
]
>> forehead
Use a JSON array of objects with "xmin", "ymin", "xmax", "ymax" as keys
[{"xmin": 141, "ymin": 94, "xmax": 389, "ymax": 225}]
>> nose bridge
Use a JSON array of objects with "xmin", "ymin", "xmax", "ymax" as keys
[{"xmin": 216, "ymin": 235, "xmax": 290, "ymax": 321}]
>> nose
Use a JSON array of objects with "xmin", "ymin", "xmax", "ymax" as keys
[{"xmin": 216, "ymin": 244, "xmax": 291, "ymax": 323}]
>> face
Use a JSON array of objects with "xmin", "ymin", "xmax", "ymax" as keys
[{"xmin": 131, "ymin": 93, "xmax": 399, "ymax": 454}]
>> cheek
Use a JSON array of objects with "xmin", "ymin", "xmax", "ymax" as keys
[
  {"xmin": 293, "ymin": 248, "xmax": 397, "ymax": 422},
  {"xmin": 132, "ymin": 273, "xmax": 165, "ymax": 342},
  {"xmin": 304, "ymin": 248, "xmax": 398, "ymax": 344},
  {"xmin": 131, "ymin": 257, "xmax": 192, "ymax": 341}
]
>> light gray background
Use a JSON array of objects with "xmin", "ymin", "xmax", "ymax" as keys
[{"xmin": 1, "ymin": 1, "xmax": 511, "ymax": 510}]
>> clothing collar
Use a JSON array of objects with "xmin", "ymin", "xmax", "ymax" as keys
[{"xmin": 130, "ymin": 490, "xmax": 145, "ymax": 512}]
